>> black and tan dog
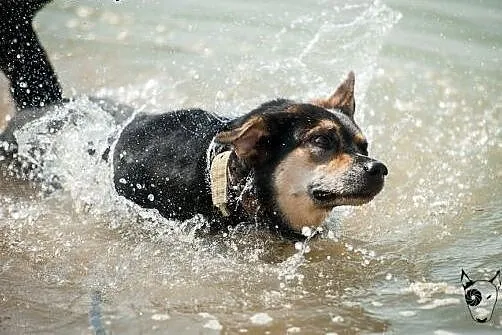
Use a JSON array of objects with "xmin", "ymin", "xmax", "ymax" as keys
[{"xmin": 0, "ymin": 1, "xmax": 387, "ymax": 239}]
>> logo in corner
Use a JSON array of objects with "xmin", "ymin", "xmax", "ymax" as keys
[{"xmin": 461, "ymin": 269, "xmax": 501, "ymax": 323}]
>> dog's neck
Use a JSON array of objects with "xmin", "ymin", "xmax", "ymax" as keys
[
  {"xmin": 207, "ymin": 140, "xmax": 307, "ymax": 240},
  {"xmin": 226, "ymin": 153, "xmax": 261, "ymax": 218}
]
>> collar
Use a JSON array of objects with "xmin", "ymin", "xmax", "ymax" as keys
[
  {"xmin": 207, "ymin": 137, "xmax": 259, "ymax": 218},
  {"xmin": 209, "ymin": 150, "xmax": 232, "ymax": 216}
]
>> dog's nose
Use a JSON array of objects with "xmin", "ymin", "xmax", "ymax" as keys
[{"xmin": 363, "ymin": 161, "xmax": 388, "ymax": 176}]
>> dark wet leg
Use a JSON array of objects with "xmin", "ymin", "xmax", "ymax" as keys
[{"xmin": 0, "ymin": 0, "xmax": 62, "ymax": 110}]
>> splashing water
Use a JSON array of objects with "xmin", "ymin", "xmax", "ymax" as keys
[
  {"xmin": 1, "ymin": 0, "xmax": 459, "ymax": 334},
  {"xmin": 9, "ymin": 0, "xmax": 401, "ymax": 238}
]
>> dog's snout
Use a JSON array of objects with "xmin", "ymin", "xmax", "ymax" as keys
[{"xmin": 363, "ymin": 160, "xmax": 388, "ymax": 176}]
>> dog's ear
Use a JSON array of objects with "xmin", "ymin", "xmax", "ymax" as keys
[
  {"xmin": 489, "ymin": 270, "xmax": 501, "ymax": 290},
  {"xmin": 215, "ymin": 116, "xmax": 269, "ymax": 160},
  {"xmin": 461, "ymin": 269, "xmax": 474, "ymax": 289},
  {"xmin": 312, "ymin": 71, "xmax": 355, "ymax": 118}
]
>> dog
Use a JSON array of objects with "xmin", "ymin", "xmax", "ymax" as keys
[
  {"xmin": 0, "ymin": 0, "xmax": 388, "ymax": 240},
  {"xmin": 461, "ymin": 269, "xmax": 501, "ymax": 323}
]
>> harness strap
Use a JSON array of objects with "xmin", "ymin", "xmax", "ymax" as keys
[{"xmin": 210, "ymin": 150, "xmax": 232, "ymax": 217}]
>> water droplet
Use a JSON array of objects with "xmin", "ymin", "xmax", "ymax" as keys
[
  {"xmin": 250, "ymin": 313, "xmax": 273, "ymax": 325},
  {"xmin": 331, "ymin": 315, "xmax": 344, "ymax": 323},
  {"xmin": 287, "ymin": 327, "xmax": 301, "ymax": 333},
  {"xmin": 203, "ymin": 319, "xmax": 223, "ymax": 330},
  {"xmin": 151, "ymin": 313, "xmax": 170, "ymax": 321},
  {"xmin": 301, "ymin": 226, "xmax": 312, "ymax": 236},
  {"xmin": 399, "ymin": 310, "xmax": 416, "ymax": 317}
]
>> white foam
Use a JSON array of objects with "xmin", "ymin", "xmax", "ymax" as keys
[{"xmin": 404, "ymin": 282, "xmax": 462, "ymax": 300}]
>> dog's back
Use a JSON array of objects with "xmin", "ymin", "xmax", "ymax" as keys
[{"xmin": 113, "ymin": 109, "xmax": 227, "ymax": 220}]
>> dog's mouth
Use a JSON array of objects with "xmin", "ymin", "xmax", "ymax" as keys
[{"xmin": 309, "ymin": 189, "xmax": 375, "ymax": 208}]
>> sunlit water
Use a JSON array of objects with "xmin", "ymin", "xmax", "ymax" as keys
[{"xmin": 1, "ymin": 0, "xmax": 501, "ymax": 334}]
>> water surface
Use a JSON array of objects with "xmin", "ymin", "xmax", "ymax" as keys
[{"xmin": 1, "ymin": 0, "xmax": 501, "ymax": 333}]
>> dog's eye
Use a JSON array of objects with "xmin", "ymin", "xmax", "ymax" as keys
[{"xmin": 311, "ymin": 135, "xmax": 336, "ymax": 150}]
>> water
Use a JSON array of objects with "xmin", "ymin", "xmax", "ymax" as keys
[{"xmin": 0, "ymin": 0, "xmax": 501, "ymax": 333}]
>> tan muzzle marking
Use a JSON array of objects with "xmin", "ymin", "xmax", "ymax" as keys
[{"xmin": 210, "ymin": 151, "xmax": 232, "ymax": 217}]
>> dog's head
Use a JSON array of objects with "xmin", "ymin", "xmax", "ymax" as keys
[
  {"xmin": 461, "ymin": 269, "xmax": 501, "ymax": 323},
  {"xmin": 216, "ymin": 72, "xmax": 387, "ymax": 234}
]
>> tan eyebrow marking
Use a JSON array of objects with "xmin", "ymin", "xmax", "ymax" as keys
[
  {"xmin": 304, "ymin": 119, "xmax": 340, "ymax": 138},
  {"xmin": 354, "ymin": 133, "xmax": 367, "ymax": 144}
]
